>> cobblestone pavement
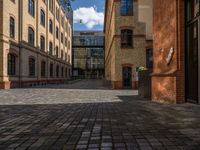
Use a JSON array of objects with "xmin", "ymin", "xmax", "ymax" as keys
[{"xmin": 0, "ymin": 80, "xmax": 200, "ymax": 150}]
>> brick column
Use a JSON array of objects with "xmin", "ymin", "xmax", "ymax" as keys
[{"xmin": 152, "ymin": 0, "xmax": 185, "ymax": 104}]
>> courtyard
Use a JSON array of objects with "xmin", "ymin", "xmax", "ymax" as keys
[{"xmin": 0, "ymin": 80, "xmax": 199, "ymax": 150}]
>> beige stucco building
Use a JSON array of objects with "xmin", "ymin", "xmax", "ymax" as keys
[
  {"xmin": 138, "ymin": 0, "xmax": 153, "ymax": 41},
  {"xmin": 104, "ymin": 0, "xmax": 150, "ymax": 89},
  {"xmin": 0, "ymin": 0, "xmax": 72, "ymax": 89}
]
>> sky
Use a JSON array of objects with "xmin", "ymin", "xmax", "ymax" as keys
[{"xmin": 71, "ymin": 0, "xmax": 105, "ymax": 31}]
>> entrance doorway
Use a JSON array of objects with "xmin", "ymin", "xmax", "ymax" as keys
[
  {"xmin": 123, "ymin": 67, "xmax": 132, "ymax": 88},
  {"xmin": 186, "ymin": 0, "xmax": 199, "ymax": 103}
]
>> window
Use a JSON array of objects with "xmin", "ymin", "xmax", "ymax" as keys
[
  {"xmin": 8, "ymin": 54, "xmax": 16, "ymax": 76},
  {"xmin": 49, "ymin": 42, "xmax": 53, "ymax": 55},
  {"xmin": 61, "ymin": 67, "xmax": 64, "ymax": 78},
  {"xmin": 56, "ymin": 26, "xmax": 59, "ymax": 39},
  {"xmin": 50, "ymin": 63, "xmax": 54, "ymax": 78},
  {"xmin": 56, "ymin": 7, "xmax": 59, "ymax": 21},
  {"xmin": 56, "ymin": 65, "xmax": 59, "ymax": 77},
  {"xmin": 68, "ymin": 55, "xmax": 70, "ymax": 63},
  {"xmin": 65, "ymin": 68, "xmax": 68, "ymax": 78},
  {"xmin": 28, "ymin": 0, "xmax": 35, "ymax": 16},
  {"xmin": 40, "ymin": 36, "xmax": 45, "ymax": 51},
  {"xmin": 61, "ymin": 50, "xmax": 63, "ymax": 59},
  {"xmin": 49, "ymin": 19, "xmax": 53, "ymax": 33},
  {"xmin": 40, "ymin": 9, "xmax": 45, "ymax": 27},
  {"xmin": 121, "ymin": 29, "xmax": 133, "ymax": 48},
  {"xmin": 29, "ymin": 58, "xmax": 35, "ymax": 76},
  {"xmin": 146, "ymin": 48, "xmax": 153, "ymax": 69},
  {"xmin": 121, "ymin": 0, "xmax": 133, "ymax": 16},
  {"xmin": 49, "ymin": 0, "xmax": 53, "ymax": 12},
  {"xmin": 10, "ymin": 17, "xmax": 15, "ymax": 39},
  {"xmin": 65, "ymin": 53, "xmax": 67, "ymax": 61},
  {"xmin": 28, "ymin": 27, "xmax": 34, "ymax": 46},
  {"xmin": 41, "ymin": 61, "xmax": 46, "ymax": 77},
  {"xmin": 68, "ymin": 68, "xmax": 71, "ymax": 77},
  {"xmin": 55, "ymin": 46, "xmax": 59, "ymax": 58},
  {"xmin": 65, "ymin": 38, "xmax": 68, "ymax": 47},
  {"xmin": 187, "ymin": 0, "xmax": 200, "ymax": 21},
  {"xmin": 61, "ymin": 16, "xmax": 64, "ymax": 27},
  {"xmin": 61, "ymin": 33, "xmax": 63, "ymax": 43}
]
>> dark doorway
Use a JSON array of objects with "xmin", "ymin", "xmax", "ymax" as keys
[
  {"xmin": 186, "ymin": 0, "xmax": 199, "ymax": 103},
  {"xmin": 123, "ymin": 67, "xmax": 132, "ymax": 88}
]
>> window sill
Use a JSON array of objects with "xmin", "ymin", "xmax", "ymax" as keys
[
  {"xmin": 121, "ymin": 46, "xmax": 134, "ymax": 49},
  {"xmin": 40, "ymin": 24, "xmax": 45, "ymax": 28},
  {"xmin": 28, "ymin": 13, "xmax": 35, "ymax": 18}
]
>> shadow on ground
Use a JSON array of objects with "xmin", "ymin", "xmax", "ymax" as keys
[
  {"xmin": 0, "ymin": 80, "xmax": 200, "ymax": 149},
  {"xmin": 0, "ymin": 96, "xmax": 200, "ymax": 150}
]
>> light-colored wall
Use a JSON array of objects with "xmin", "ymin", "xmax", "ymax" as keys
[
  {"xmin": 0, "ymin": 0, "xmax": 72, "ymax": 88},
  {"xmin": 104, "ymin": 0, "xmax": 146, "ymax": 87},
  {"xmin": 0, "ymin": 0, "xmax": 3, "ymax": 81},
  {"xmin": 138, "ymin": 0, "xmax": 153, "ymax": 40}
]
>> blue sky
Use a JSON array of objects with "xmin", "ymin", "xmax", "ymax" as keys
[{"xmin": 71, "ymin": 0, "xmax": 105, "ymax": 31}]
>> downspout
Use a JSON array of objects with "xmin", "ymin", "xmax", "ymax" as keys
[{"xmin": 18, "ymin": 0, "xmax": 23, "ymax": 88}]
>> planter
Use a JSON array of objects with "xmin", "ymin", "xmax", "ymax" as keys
[{"xmin": 138, "ymin": 70, "xmax": 152, "ymax": 99}]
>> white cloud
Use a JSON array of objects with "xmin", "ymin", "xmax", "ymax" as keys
[{"xmin": 73, "ymin": 6, "xmax": 104, "ymax": 29}]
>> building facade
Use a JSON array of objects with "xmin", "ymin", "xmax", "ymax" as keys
[
  {"xmin": 0, "ymin": 0, "xmax": 72, "ymax": 89},
  {"xmin": 104, "ymin": 0, "xmax": 147, "ymax": 89},
  {"xmin": 152, "ymin": 0, "xmax": 200, "ymax": 104},
  {"xmin": 72, "ymin": 31, "xmax": 104, "ymax": 79},
  {"xmin": 138, "ymin": 0, "xmax": 153, "ymax": 69},
  {"xmin": 60, "ymin": 0, "xmax": 73, "ymax": 28}
]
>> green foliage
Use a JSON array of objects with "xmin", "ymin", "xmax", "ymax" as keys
[{"xmin": 136, "ymin": 66, "xmax": 147, "ymax": 72}]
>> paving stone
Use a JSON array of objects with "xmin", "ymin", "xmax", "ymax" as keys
[{"xmin": 0, "ymin": 80, "xmax": 199, "ymax": 149}]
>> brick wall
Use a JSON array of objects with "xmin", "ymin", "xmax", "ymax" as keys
[{"xmin": 152, "ymin": 0, "xmax": 185, "ymax": 103}]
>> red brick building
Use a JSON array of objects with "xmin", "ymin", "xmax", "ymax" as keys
[{"xmin": 152, "ymin": 0, "xmax": 199, "ymax": 104}]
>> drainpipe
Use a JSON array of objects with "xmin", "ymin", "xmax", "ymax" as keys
[{"xmin": 18, "ymin": 0, "xmax": 23, "ymax": 88}]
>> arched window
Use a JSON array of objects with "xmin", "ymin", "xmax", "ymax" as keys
[
  {"xmin": 121, "ymin": 0, "xmax": 133, "ymax": 16},
  {"xmin": 29, "ymin": 57, "xmax": 35, "ymax": 76},
  {"xmin": 49, "ymin": 42, "xmax": 53, "ymax": 55},
  {"xmin": 56, "ymin": 26, "xmax": 59, "ymax": 39},
  {"xmin": 28, "ymin": 27, "xmax": 34, "ymax": 46},
  {"xmin": 40, "ymin": 36, "xmax": 45, "ymax": 51},
  {"xmin": 41, "ymin": 61, "xmax": 46, "ymax": 77},
  {"xmin": 61, "ymin": 50, "xmax": 64, "ymax": 59},
  {"xmin": 8, "ymin": 54, "xmax": 16, "ymax": 75},
  {"xmin": 10, "ymin": 17, "xmax": 15, "ymax": 39},
  {"xmin": 121, "ymin": 29, "xmax": 133, "ymax": 48},
  {"xmin": 61, "ymin": 33, "xmax": 63, "ymax": 43},
  {"xmin": 56, "ymin": 65, "xmax": 59, "ymax": 78},
  {"xmin": 40, "ymin": 9, "xmax": 45, "ymax": 27},
  {"xmin": 28, "ymin": 0, "xmax": 35, "ymax": 16},
  {"xmin": 50, "ymin": 63, "xmax": 54, "ymax": 78},
  {"xmin": 56, "ymin": 46, "xmax": 59, "ymax": 58},
  {"xmin": 49, "ymin": 19, "xmax": 53, "ymax": 33}
]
